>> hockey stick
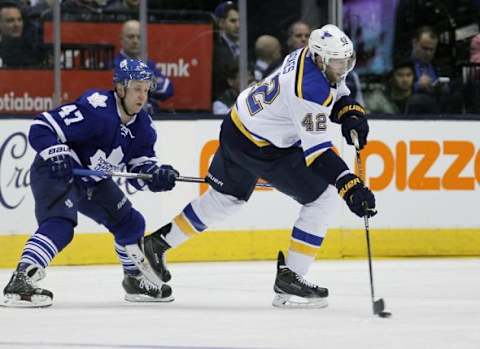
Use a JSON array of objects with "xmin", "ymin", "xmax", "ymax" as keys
[
  {"xmin": 72, "ymin": 168, "xmax": 273, "ymax": 188},
  {"xmin": 350, "ymin": 130, "xmax": 392, "ymax": 318}
]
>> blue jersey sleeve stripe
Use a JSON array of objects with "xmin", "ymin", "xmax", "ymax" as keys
[
  {"xmin": 303, "ymin": 141, "xmax": 333, "ymax": 157},
  {"xmin": 183, "ymin": 203, "xmax": 207, "ymax": 232},
  {"xmin": 292, "ymin": 227, "xmax": 324, "ymax": 246},
  {"xmin": 294, "ymin": 48, "xmax": 308, "ymax": 98}
]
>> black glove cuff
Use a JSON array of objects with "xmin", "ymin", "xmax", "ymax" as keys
[{"xmin": 335, "ymin": 173, "xmax": 361, "ymax": 199}]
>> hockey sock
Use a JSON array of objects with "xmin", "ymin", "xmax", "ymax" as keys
[
  {"xmin": 19, "ymin": 218, "xmax": 74, "ymax": 269},
  {"xmin": 287, "ymin": 227, "xmax": 323, "ymax": 275},
  {"xmin": 20, "ymin": 233, "xmax": 60, "ymax": 269},
  {"xmin": 114, "ymin": 242, "xmax": 140, "ymax": 276}
]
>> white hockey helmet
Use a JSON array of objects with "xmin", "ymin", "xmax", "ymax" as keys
[{"xmin": 308, "ymin": 24, "xmax": 355, "ymax": 75}]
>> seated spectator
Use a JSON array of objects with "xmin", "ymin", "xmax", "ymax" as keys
[
  {"xmin": 410, "ymin": 26, "xmax": 441, "ymax": 95},
  {"xmin": 364, "ymin": 60, "xmax": 437, "ymax": 115},
  {"xmin": 212, "ymin": 63, "xmax": 239, "ymax": 115},
  {"xmin": 286, "ymin": 21, "xmax": 310, "ymax": 54},
  {"xmin": 470, "ymin": 34, "xmax": 480, "ymax": 63},
  {"xmin": 212, "ymin": 1, "xmax": 239, "ymax": 100},
  {"xmin": 0, "ymin": 1, "xmax": 45, "ymax": 67},
  {"xmin": 253, "ymin": 35, "xmax": 282, "ymax": 81},
  {"xmin": 114, "ymin": 19, "xmax": 173, "ymax": 114},
  {"xmin": 104, "ymin": 0, "xmax": 138, "ymax": 13}
]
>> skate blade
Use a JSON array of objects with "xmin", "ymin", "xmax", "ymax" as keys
[
  {"xmin": 2, "ymin": 294, "xmax": 53, "ymax": 308},
  {"xmin": 272, "ymin": 293, "xmax": 328, "ymax": 309},
  {"xmin": 124, "ymin": 293, "xmax": 174, "ymax": 303}
]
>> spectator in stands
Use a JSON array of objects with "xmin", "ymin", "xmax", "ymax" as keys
[
  {"xmin": 364, "ymin": 61, "xmax": 416, "ymax": 114},
  {"xmin": 114, "ymin": 19, "xmax": 173, "ymax": 114},
  {"xmin": 212, "ymin": 63, "xmax": 239, "ymax": 115},
  {"xmin": 212, "ymin": 1, "xmax": 240, "ymax": 100},
  {"xmin": 364, "ymin": 60, "xmax": 438, "ymax": 115},
  {"xmin": 253, "ymin": 35, "xmax": 282, "ymax": 81},
  {"xmin": 286, "ymin": 21, "xmax": 310, "ymax": 53},
  {"xmin": 410, "ymin": 26, "xmax": 441, "ymax": 94},
  {"xmin": 213, "ymin": 62, "xmax": 253, "ymax": 115},
  {"xmin": 0, "ymin": 1, "xmax": 45, "ymax": 67},
  {"xmin": 409, "ymin": 26, "xmax": 456, "ymax": 113},
  {"xmin": 470, "ymin": 34, "xmax": 480, "ymax": 63},
  {"xmin": 104, "ymin": 0, "xmax": 138, "ymax": 13}
]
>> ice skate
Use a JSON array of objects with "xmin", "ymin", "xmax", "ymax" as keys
[
  {"xmin": 122, "ymin": 273, "xmax": 174, "ymax": 303},
  {"xmin": 2, "ymin": 263, "xmax": 53, "ymax": 308},
  {"xmin": 143, "ymin": 223, "xmax": 172, "ymax": 282},
  {"xmin": 272, "ymin": 251, "xmax": 328, "ymax": 308}
]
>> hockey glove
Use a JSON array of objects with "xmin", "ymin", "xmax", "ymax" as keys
[
  {"xmin": 335, "ymin": 173, "xmax": 377, "ymax": 218},
  {"xmin": 39, "ymin": 144, "xmax": 73, "ymax": 182},
  {"xmin": 331, "ymin": 96, "xmax": 369, "ymax": 150},
  {"xmin": 144, "ymin": 164, "xmax": 179, "ymax": 192}
]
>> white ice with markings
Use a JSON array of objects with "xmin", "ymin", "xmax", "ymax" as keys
[{"xmin": 1, "ymin": 258, "xmax": 479, "ymax": 349}]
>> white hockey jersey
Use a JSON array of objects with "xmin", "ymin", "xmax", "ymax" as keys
[{"xmin": 232, "ymin": 47, "xmax": 350, "ymax": 166}]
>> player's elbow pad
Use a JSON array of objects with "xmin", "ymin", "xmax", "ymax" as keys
[
  {"xmin": 309, "ymin": 148, "xmax": 349, "ymax": 185},
  {"xmin": 28, "ymin": 124, "xmax": 59, "ymax": 153},
  {"xmin": 330, "ymin": 95, "xmax": 366, "ymax": 124}
]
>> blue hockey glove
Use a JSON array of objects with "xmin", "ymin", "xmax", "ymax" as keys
[
  {"xmin": 144, "ymin": 164, "xmax": 179, "ymax": 192},
  {"xmin": 39, "ymin": 144, "xmax": 73, "ymax": 182},
  {"xmin": 336, "ymin": 173, "xmax": 377, "ymax": 218}
]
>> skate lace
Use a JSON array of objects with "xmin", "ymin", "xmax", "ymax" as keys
[
  {"xmin": 138, "ymin": 275, "xmax": 159, "ymax": 292},
  {"xmin": 15, "ymin": 272, "xmax": 38, "ymax": 290},
  {"xmin": 295, "ymin": 274, "xmax": 317, "ymax": 289}
]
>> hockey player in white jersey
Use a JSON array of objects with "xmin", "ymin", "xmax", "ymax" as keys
[{"xmin": 144, "ymin": 24, "xmax": 377, "ymax": 308}]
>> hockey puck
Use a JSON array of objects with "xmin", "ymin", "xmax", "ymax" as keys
[{"xmin": 378, "ymin": 311, "xmax": 392, "ymax": 318}]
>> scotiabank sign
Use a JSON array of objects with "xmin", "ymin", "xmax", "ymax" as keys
[{"xmin": 0, "ymin": 22, "xmax": 212, "ymax": 114}]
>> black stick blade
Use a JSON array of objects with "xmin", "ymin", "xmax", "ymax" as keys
[{"xmin": 373, "ymin": 298, "xmax": 385, "ymax": 314}]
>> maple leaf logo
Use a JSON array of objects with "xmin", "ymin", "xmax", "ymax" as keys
[
  {"xmin": 87, "ymin": 92, "xmax": 108, "ymax": 109},
  {"xmin": 88, "ymin": 146, "xmax": 125, "ymax": 179}
]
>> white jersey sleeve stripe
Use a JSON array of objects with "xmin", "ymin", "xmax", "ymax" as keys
[
  {"xmin": 42, "ymin": 112, "xmax": 66, "ymax": 143},
  {"xmin": 32, "ymin": 120, "xmax": 54, "ymax": 132}
]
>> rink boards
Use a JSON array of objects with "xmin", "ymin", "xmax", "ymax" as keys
[{"xmin": 0, "ymin": 119, "xmax": 479, "ymax": 267}]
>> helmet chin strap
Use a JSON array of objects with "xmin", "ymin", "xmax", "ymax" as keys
[
  {"xmin": 118, "ymin": 85, "xmax": 136, "ymax": 118},
  {"xmin": 120, "ymin": 96, "xmax": 136, "ymax": 117}
]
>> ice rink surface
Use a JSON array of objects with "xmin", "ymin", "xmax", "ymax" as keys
[{"xmin": 0, "ymin": 258, "xmax": 479, "ymax": 349}]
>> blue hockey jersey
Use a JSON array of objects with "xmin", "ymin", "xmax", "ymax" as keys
[{"xmin": 29, "ymin": 89, "xmax": 158, "ymax": 187}]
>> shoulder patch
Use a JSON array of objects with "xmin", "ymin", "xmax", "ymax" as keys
[
  {"xmin": 87, "ymin": 92, "xmax": 108, "ymax": 109},
  {"xmin": 295, "ymin": 49, "xmax": 332, "ymax": 106}
]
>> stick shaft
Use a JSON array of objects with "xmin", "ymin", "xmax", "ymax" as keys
[
  {"xmin": 72, "ymin": 169, "xmax": 272, "ymax": 187},
  {"xmin": 350, "ymin": 130, "xmax": 376, "ymax": 304}
]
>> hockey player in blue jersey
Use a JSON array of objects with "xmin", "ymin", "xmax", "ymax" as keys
[
  {"xmin": 141, "ymin": 25, "xmax": 377, "ymax": 308},
  {"xmin": 2, "ymin": 59, "xmax": 178, "ymax": 307}
]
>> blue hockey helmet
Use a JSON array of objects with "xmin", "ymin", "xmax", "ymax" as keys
[{"xmin": 113, "ymin": 58, "xmax": 156, "ymax": 91}]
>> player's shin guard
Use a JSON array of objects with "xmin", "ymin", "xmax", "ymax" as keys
[
  {"xmin": 2, "ymin": 263, "xmax": 52, "ymax": 308},
  {"xmin": 145, "ymin": 189, "xmax": 246, "ymax": 282}
]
